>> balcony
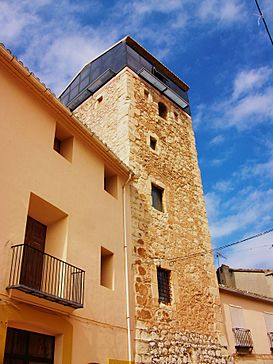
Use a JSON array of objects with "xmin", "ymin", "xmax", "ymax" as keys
[
  {"xmin": 268, "ymin": 332, "xmax": 273, "ymax": 353},
  {"xmin": 233, "ymin": 328, "xmax": 253, "ymax": 354},
  {"xmin": 7, "ymin": 244, "xmax": 85, "ymax": 308}
]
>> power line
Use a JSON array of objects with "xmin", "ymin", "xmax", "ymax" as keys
[
  {"xmin": 254, "ymin": 0, "xmax": 273, "ymax": 45},
  {"xmin": 216, "ymin": 227, "xmax": 273, "ymax": 251}
]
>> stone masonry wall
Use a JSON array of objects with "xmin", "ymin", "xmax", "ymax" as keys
[{"xmin": 75, "ymin": 68, "xmax": 230, "ymax": 363}]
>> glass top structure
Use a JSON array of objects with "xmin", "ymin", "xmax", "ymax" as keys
[{"xmin": 59, "ymin": 36, "xmax": 190, "ymax": 115}]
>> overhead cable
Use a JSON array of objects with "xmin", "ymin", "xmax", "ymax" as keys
[{"xmin": 254, "ymin": 0, "xmax": 273, "ymax": 45}]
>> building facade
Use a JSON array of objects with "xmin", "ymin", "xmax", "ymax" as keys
[
  {"xmin": 61, "ymin": 36, "xmax": 230, "ymax": 363},
  {"xmin": 0, "ymin": 43, "xmax": 133, "ymax": 364},
  {"xmin": 218, "ymin": 266, "xmax": 273, "ymax": 363}
]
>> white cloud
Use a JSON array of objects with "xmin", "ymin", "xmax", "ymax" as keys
[
  {"xmin": 196, "ymin": 66, "xmax": 273, "ymax": 131},
  {"xmin": 0, "ymin": 1, "xmax": 38, "ymax": 43},
  {"xmin": 240, "ymin": 154, "xmax": 273, "ymax": 182},
  {"xmin": 214, "ymin": 180, "xmax": 233, "ymax": 192},
  {"xmin": 210, "ymin": 135, "xmax": 225, "ymax": 145},
  {"xmin": 198, "ymin": 0, "xmax": 246, "ymax": 23},
  {"xmin": 205, "ymin": 192, "xmax": 221, "ymax": 218},
  {"xmin": 232, "ymin": 67, "xmax": 272, "ymax": 99},
  {"xmin": 206, "ymin": 187, "xmax": 273, "ymax": 240}
]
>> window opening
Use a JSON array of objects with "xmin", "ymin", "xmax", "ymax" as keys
[
  {"xmin": 230, "ymin": 306, "xmax": 253, "ymax": 353},
  {"xmin": 158, "ymin": 102, "xmax": 167, "ymax": 119},
  {"xmin": 152, "ymin": 184, "xmax": 164, "ymax": 212},
  {"xmin": 97, "ymin": 95, "xmax": 103, "ymax": 103},
  {"xmin": 150, "ymin": 136, "xmax": 157, "ymax": 151},
  {"xmin": 53, "ymin": 124, "xmax": 73, "ymax": 162},
  {"xmin": 174, "ymin": 111, "xmax": 178, "ymax": 120},
  {"xmin": 104, "ymin": 166, "xmax": 118, "ymax": 198},
  {"xmin": 157, "ymin": 267, "xmax": 171, "ymax": 304},
  {"xmin": 53, "ymin": 137, "xmax": 61, "ymax": 154},
  {"xmin": 100, "ymin": 247, "xmax": 114, "ymax": 289},
  {"xmin": 4, "ymin": 327, "xmax": 55, "ymax": 363}
]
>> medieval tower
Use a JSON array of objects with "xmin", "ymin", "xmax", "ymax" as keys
[{"xmin": 60, "ymin": 36, "xmax": 229, "ymax": 363}]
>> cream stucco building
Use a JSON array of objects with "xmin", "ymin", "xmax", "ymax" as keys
[
  {"xmin": 0, "ymin": 42, "xmax": 133, "ymax": 364},
  {"xmin": 218, "ymin": 265, "xmax": 273, "ymax": 364}
]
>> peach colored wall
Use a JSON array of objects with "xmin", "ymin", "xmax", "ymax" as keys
[
  {"xmin": 0, "ymin": 55, "xmax": 132, "ymax": 363},
  {"xmin": 220, "ymin": 289, "xmax": 273, "ymax": 359}
]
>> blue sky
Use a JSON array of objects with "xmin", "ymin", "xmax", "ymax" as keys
[{"xmin": 1, "ymin": 0, "xmax": 273, "ymax": 268}]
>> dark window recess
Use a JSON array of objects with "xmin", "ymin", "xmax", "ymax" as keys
[
  {"xmin": 104, "ymin": 166, "xmax": 118, "ymax": 198},
  {"xmin": 152, "ymin": 184, "xmax": 164, "ymax": 212},
  {"xmin": 53, "ymin": 125, "xmax": 73, "ymax": 162},
  {"xmin": 157, "ymin": 267, "xmax": 171, "ymax": 304},
  {"xmin": 158, "ymin": 102, "xmax": 167, "ymax": 119},
  {"xmin": 150, "ymin": 136, "xmax": 157, "ymax": 150},
  {"xmin": 4, "ymin": 327, "xmax": 55, "ymax": 363},
  {"xmin": 153, "ymin": 68, "xmax": 167, "ymax": 83},
  {"xmin": 53, "ymin": 137, "xmax": 61, "ymax": 153}
]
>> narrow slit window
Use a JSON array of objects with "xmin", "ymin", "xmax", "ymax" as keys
[
  {"xmin": 104, "ymin": 166, "xmax": 118, "ymax": 198},
  {"xmin": 100, "ymin": 247, "xmax": 114, "ymax": 289},
  {"xmin": 158, "ymin": 102, "xmax": 167, "ymax": 119},
  {"xmin": 97, "ymin": 95, "xmax": 103, "ymax": 103},
  {"xmin": 152, "ymin": 184, "xmax": 164, "ymax": 212},
  {"xmin": 157, "ymin": 267, "xmax": 171, "ymax": 304},
  {"xmin": 53, "ymin": 124, "xmax": 73, "ymax": 162},
  {"xmin": 150, "ymin": 136, "xmax": 157, "ymax": 151}
]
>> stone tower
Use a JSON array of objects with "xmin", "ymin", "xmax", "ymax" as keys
[{"xmin": 60, "ymin": 36, "xmax": 229, "ymax": 363}]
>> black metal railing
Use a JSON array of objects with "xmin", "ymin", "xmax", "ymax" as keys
[
  {"xmin": 233, "ymin": 328, "xmax": 253, "ymax": 352},
  {"xmin": 268, "ymin": 332, "xmax": 273, "ymax": 353},
  {"xmin": 7, "ymin": 244, "xmax": 85, "ymax": 308}
]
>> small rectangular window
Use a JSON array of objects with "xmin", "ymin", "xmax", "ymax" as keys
[
  {"xmin": 104, "ymin": 166, "xmax": 118, "ymax": 198},
  {"xmin": 53, "ymin": 124, "xmax": 73, "ymax": 162},
  {"xmin": 100, "ymin": 247, "xmax": 114, "ymax": 289},
  {"xmin": 158, "ymin": 102, "xmax": 167, "ymax": 119},
  {"xmin": 152, "ymin": 184, "xmax": 164, "ymax": 212},
  {"xmin": 150, "ymin": 136, "xmax": 157, "ymax": 150},
  {"xmin": 157, "ymin": 267, "xmax": 171, "ymax": 304}
]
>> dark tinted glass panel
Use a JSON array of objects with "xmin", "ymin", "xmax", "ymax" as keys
[
  {"xmin": 90, "ymin": 61, "xmax": 102, "ymax": 82},
  {"xmin": 79, "ymin": 76, "xmax": 90, "ymax": 91},
  {"xmin": 61, "ymin": 94, "xmax": 69, "ymax": 104},
  {"xmin": 140, "ymin": 56, "xmax": 152, "ymax": 72},
  {"xmin": 69, "ymin": 75, "xmax": 80, "ymax": 90},
  {"xmin": 127, "ymin": 45, "xmax": 140, "ymax": 61},
  {"xmin": 70, "ymin": 86, "xmax": 79, "ymax": 99},
  {"xmin": 80, "ymin": 65, "xmax": 91, "ymax": 79},
  {"xmin": 29, "ymin": 332, "xmax": 54, "ymax": 359},
  {"xmin": 12, "ymin": 329, "xmax": 28, "ymax": 355},
  {"xmin": 127, "ymin": 54, "xmax": 141, "ymax": 72}
]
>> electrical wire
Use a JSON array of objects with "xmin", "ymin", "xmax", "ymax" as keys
[{"xmin": 254, "ymin": 0, "xmax": 273, "ymax": 45}]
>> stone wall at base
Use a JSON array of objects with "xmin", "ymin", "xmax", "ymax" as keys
[{"xmin": 135, "ymin": 325, "xmax": 231, "ymax": 364}]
